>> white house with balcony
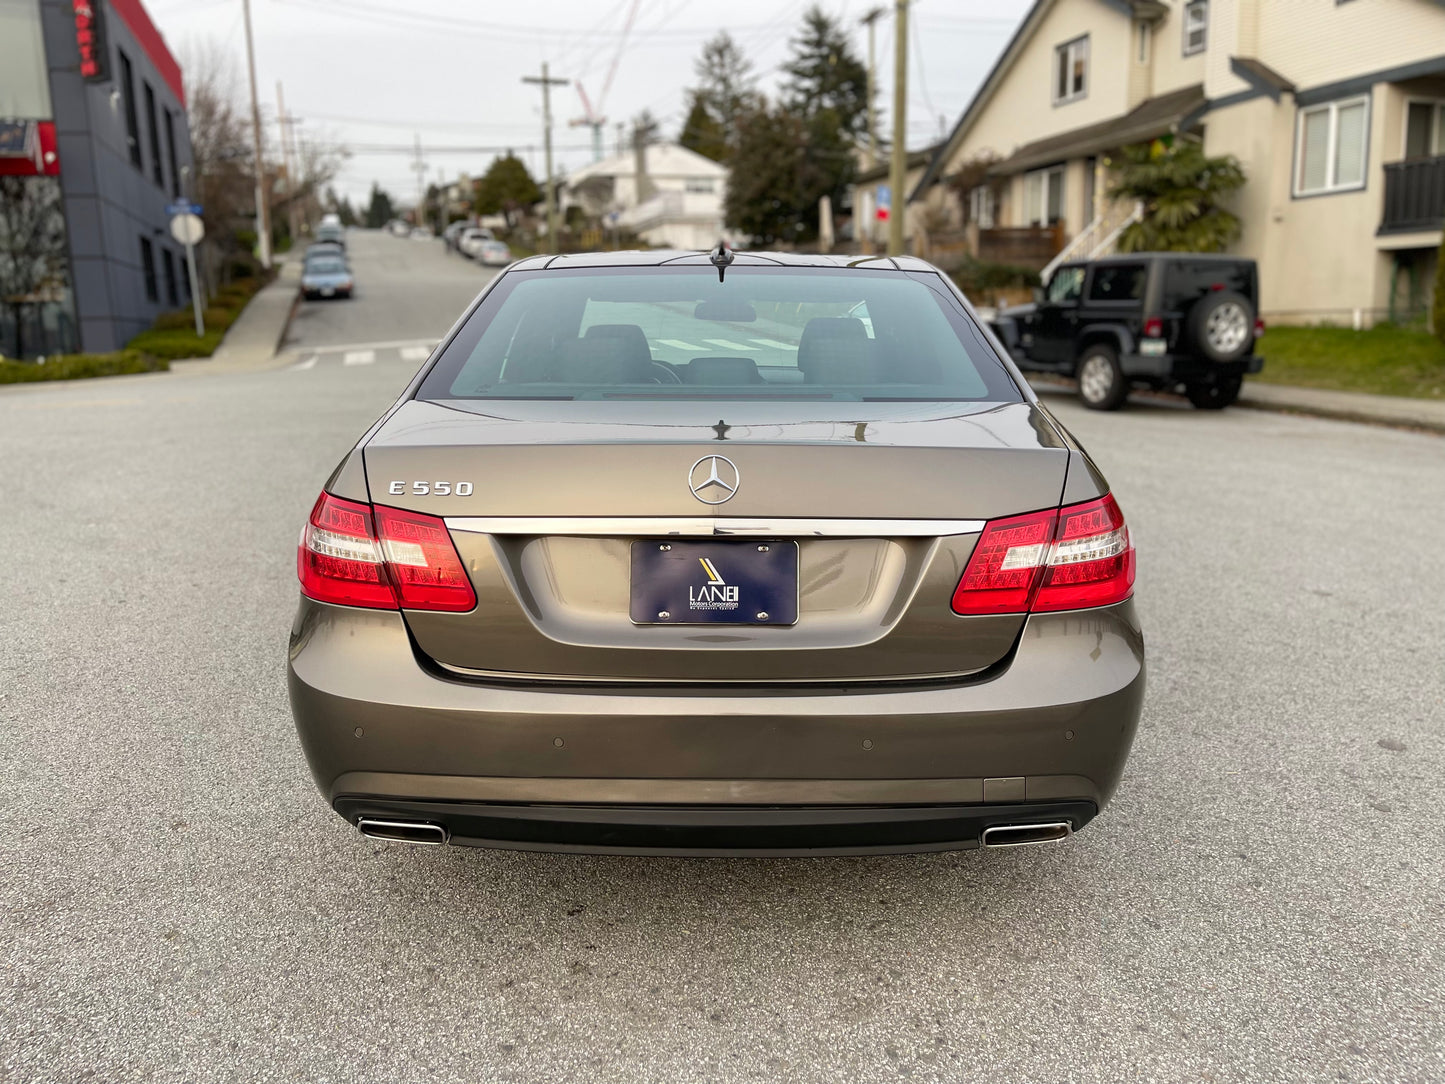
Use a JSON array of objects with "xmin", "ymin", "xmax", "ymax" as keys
[
  {"xmin": 908, "ymin": 0, "xmax": 1445, "ymax": 325},
  {"xmin": 561, "ymin": 143, "xmax": 730, "ymax": 251}
]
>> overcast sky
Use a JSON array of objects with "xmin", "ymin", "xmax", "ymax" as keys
[{"xmin": 148, "ymin": 0, "xmax": 1032, "ymax": 206}]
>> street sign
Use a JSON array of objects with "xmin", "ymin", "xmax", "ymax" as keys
[
  {"xmin": 169, "ymin": 212, "xmax": 205, "ymax": 246},
  {"xmin": 166, "ymin": 201, "xmax": 203, "ymax": 217},
  {"xmin": 875, "ymin": 184, "xmax": 891, "ymax": 222}
]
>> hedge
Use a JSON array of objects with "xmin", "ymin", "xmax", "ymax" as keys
[{"xmin": 0, "ymin": 350, "xmax": 167, "ymax": 384}]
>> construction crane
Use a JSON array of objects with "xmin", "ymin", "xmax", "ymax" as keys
[
  {"xmin": 569, "ymin": 82, "xmax": 607, "ymax": 163},
  {"xmin": 569, "ymin": 0, "xmax": 640, "ymax": 162}
]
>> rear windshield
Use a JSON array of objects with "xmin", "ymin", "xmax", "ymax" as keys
[
  {"xmin": 416, "ymin": 266, "xmax": 1020, "ymax": 402},
  {"xmin": 1163, "ymin": 260, "xmax": 1256, "ymax": 305},
  {"xmin": 306, "ymin": 258, "xmax": 346, "ymax": 274}
]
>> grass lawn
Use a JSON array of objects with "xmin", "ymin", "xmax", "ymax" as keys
[{"xmin": 1256, "ymin": 324, "xmax": 1445, "ymax": 399}]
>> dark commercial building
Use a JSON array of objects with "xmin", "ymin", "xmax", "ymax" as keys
[{"xmin": 1, "ymin": 0, "xmax": 193, "ymax": 357}]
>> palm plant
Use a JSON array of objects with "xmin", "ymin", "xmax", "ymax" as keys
[{"xmin": 1108, "ymin": 139, "xmax": 1245, "ymax": 253}]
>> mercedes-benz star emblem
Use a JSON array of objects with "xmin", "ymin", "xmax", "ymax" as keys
[{"xmin": 688, "ymin": 455, "xmax": 740, "ymax": 505}]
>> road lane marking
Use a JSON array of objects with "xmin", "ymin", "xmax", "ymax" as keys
[
  {"xmin": 657, "ymin": 339, "xmax": 703, "ymax": 351},
  {"xmin": 748, "ymin": 338, "xmax": 795, "ymax": 350},
  {"xmin": 399, "ymin": 346, "xmax": 430, "ymax": 362},
  {"xmin": 292, "ymin": 355, "xmax": 318, "ymax": 371},
  {"xmin": 297, "ymin": 338, "xmax": 437, "ymax": 355},
  {"xmin": 343, "ymin": 350, "xmax": 376, "ymax": 366},
  {"xmin": 704, "ymin": 338, "xmax": 758, "ymax": 351}
]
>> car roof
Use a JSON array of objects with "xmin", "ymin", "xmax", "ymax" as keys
[
  {"xmin": 1085, "ymin": 252, "xmax": 1254, "ymax": 265},
  {"xmin": 507, "ymin": 250, "xmax": 936, "ymax": 272}
]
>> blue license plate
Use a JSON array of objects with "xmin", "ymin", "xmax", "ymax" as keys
[{"xmin": 630, "ymin": 540, "xmax": 798, "ymax": 625}]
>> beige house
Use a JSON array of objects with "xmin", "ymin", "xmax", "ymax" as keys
[{"xmin": 909, "ymin": 0, "xmax": 1445, "ymax": 325}]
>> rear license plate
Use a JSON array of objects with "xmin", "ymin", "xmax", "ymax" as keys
[
  {"xmin": 630, "ymin": 540, "xmax": 798, "ymax": 625},
  {"xmin": 321, "ymin": 286, "xmax": 335, "ymax": 297}
]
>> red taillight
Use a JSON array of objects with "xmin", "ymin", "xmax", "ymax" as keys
[
  {"xmin": 951, "ymin": 494, "xmax": 1134, "ymax": 616},
  {"xmin": 297, "ymin": 493, "xmax": 475, "ymax": 612},
  {"xmin": 373, "ymin": 505, "xmax": 476, "ymax": 612},
  {"xmin": 1254, "ymin": 317, "xmax": 1265, "ymax": 338},
  {"xmin": 1142, "ymin": 316, "xmax": 1163, "ymax": 339}
]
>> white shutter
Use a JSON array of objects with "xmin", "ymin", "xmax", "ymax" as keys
[
  {"xmin": 1333, "ymin": 101, "xmax": 1367, "ymax": 187},
  {"xmin": 1298, "ymin": 108, "xmax": 1329, "ymax": 193}
]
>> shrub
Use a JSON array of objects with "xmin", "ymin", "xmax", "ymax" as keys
[
  {"xmin": 151, "ymin": 309, "xmax": 196, "ymax": 331},
  {"xmin": 0, "ymin": 350, "xmax": 167, "ymax": 384},
  {"xmin": 202, "ymin": 305, "xmax": 237, "ymax": 330},
  {"xmin": 1433, "ymin": 230, "xmax": 1445, "ymax": 345},
  {"xmin": 951, "ymin": 258, "xmax": 1041, "ymax": 294},
  {"xmin": 125, "ymin": 326, "xmax": 226, "ymax": 360}
]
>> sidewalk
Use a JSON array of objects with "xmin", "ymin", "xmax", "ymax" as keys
[
  {"xmin": 171, "ymin": 260, "xmax": 300, "ymax": 375},
  {"xmin": 1239, "ymin": 381, "xmax": 1445, "ymax": 434}
]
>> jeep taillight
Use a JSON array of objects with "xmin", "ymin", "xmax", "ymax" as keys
[
  {"xmin": 951, "ymin": 494, "xmax": 1135, "ymax": 616},
  {"xmin": 1142, "ymin": 317, "xmax": 1163, "ymax": 338},
  {"xmin": 298, "ymin": 492, "xmax": 476, "ymax": 612}
]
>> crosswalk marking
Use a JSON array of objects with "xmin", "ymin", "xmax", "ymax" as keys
[
  {"xmin": 748, "ymin": 338, "xmax": 795, "ymax": 350},
  {"xmin": 292, "ymin": 355, "xmax": 317, "ymax": 371},
  {"xmin": 342, "ymin": 350, "xmax": 376, "ymax": 366},
  {"xmin": 704, "ymin": 338, "xmax": 757, "ymax": 351},
  {"xmin": 657, "ymin": 339, "xmax": 703, "ymax": 351},
  {"xmin": 399, "ymin": 346, "xmax": 430, "ymax": 362}
]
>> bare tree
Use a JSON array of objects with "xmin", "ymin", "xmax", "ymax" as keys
[
  {"xmin": 0, "ymin": 176, "xmax": 68, "ymax": 358},
  {"xmin": 181, "ymin": 40, "xmax": 254, "ymax": 292}
]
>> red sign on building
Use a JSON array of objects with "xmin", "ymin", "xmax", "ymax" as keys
[{"xmin": 73, "ymin": 0, "xmax": 110, "ymax": 83}]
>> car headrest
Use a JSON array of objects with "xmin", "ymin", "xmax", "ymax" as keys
[
  {"xmin": 684, "ymin": 356, "xmax": 763, "ymax": 385},
  {"xmin": 796, "ymin": 317, "xmax": 876, "ymax": 384},
  {"xmin": 557, "ymin": 323, "xmax": 655, "ymax": 384}
]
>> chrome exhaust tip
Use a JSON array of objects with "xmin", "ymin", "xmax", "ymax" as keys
[
  {"xmin": 356, "ymin": 818, "xmax": 449, "ymax": 846},
  {"xmin": 981, "ymin": 821, "xmax": 1073, "ymax": 848}
]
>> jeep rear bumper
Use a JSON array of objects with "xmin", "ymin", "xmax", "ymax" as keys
[{"xmin": 1122, "ymin": 352, "xmax": 1264, "ymax": 382}]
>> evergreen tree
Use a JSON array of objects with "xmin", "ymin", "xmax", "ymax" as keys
[
  {"xmin": 363, "ymin": 183, "xmax": 395, "ymax": 229},
  {"xmin": 693, "ymin": 32, "xmax": 756, "ymax": 150},
  {"xmin": 474, "ymin": 153, "xmax": 542, "ymax": 230},
  {"xmin": 724, "ymin": 101, "xmax": 825, "ymax": 245},
  {"xmin": 782, "ymin": 6, "xmax": 869, "ymax": 141},
  {"xmin": 679, "ymin": 92, "xmax": 728, "ymax": 162}
]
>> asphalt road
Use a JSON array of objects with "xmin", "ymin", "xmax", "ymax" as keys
[{"xmin": 2, "ymin": 230, "xmax": 1442, "ymax": 1083}]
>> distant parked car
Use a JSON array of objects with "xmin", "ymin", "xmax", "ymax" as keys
[
  {"xmin": 989, "ymin": 253, "xmax": 1264, "ymax": 410},
  {"xmin": 388, "ymin": 219, "xmax": 410, "ymax": 237},
  {"xmin": 315, "ymin": 223, "xmax": 345, "ymax": 249},
  {"xmin": 410, "ymin": 226, "xmax": 433, "ymax": 240},
  {"xmin": 300, "ymin": 254, "xmax": 353, "ymax": 300},
  {"xmin": 443, "ymin": 221, "xmax": 468, "ymax": 252},
  {"xmin": 476, "ymin": 239, "xmax": 512, "ymax": 267},
  {"xmin": 458, "ymin": 227, "xmax": 495, "ymax": 259},
  {"xmin": 304, "ymin": 240, "xmax": 346, "ymax": 265}
]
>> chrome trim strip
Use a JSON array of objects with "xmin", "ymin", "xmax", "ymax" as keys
[{"xmin": 443, "ymin": 516, "xmax": 985, "ymax": 538}]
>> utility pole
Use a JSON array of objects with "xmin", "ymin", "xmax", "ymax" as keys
[
  {"xmin": 523, "ymin": 62, "xmax": 568, "ymax": 253},
  {"xmin": 888, "ymin": 0, "xmax": 909, "ymax": 257},
  {"xmin": 241, "ymin": 0, "xmax": 271, "ymax": 269},
  {"xmin": 276, "ymin": 81, "xmax": 301, "ymax": 242},
  {"xmin": 411, "ymin": 133, "xmax": 425, "ymax": 228}
]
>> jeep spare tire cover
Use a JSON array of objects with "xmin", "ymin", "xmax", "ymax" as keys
[{"xmin": 1186, "ymin": 290, "xmax": 1254, "ymax": 363}]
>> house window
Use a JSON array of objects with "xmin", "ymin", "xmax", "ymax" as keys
[
  {"xmin": 1023, "ymin": 165, "xmax": 1065, "ymax": 226},
  {"xmin": 161, "ymin": 248, "xmax": 179, "ymax": 307},
  {"xmin": 164, "ymin": 110, "xmax": 181, "ymax": 198},
  {"xmin": 1295, "ymin": 95, "xmax": 1370, "ymax": 196},
  {"xmin": 684, "ymin": 179, "xmax": 715, "ymax": 193},
  {"xmin": 139, "ymin": 237, "xmax": 158, "ymax": 302},
  {"xmin": 1137, "ymin": 21, "xmax": 1150, "ymax": 64},
  {"xmin": 1404, "ymin": 100, "xmax": 1445, "ymax": 159},
  {"xmin": 1183, "ymin": 0, "xmax": 1208, "ymax": 56},
  {"xmin": 968, "ymin": 186, "xmax": 995, "ymax": 229},
  {"xmin": 144, "ymin": 81, "xmax": 163, "ymax": 188},
  {"xmin": 118, "ymin": 50, "xmax": 142, "ymax": 169},
  {"xmin": 1053, "ymin": 36, "xmax": 1088, "ymax": 105}
]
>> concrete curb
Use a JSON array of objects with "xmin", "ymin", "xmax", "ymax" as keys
[{"xmin": 1028, "ymin": 375, "xmax": 1445, "ymax": 436}]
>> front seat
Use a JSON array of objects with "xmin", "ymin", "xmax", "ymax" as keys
[
  {"xmin": 796, "ymin": 317, "xmax": 877, "ymax": 384},
  {"xmin": 556, "ymin": 323, "xmax": 657, "ymax": 384}
]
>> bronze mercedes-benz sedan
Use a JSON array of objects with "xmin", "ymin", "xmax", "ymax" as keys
[{"xmin": 287, "ymin": 249, "xmax": 1144, "ymax": 855}]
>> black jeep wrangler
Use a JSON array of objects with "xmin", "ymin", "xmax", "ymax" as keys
[{"xmin": 989, "ymin": 253, "xmax": 1264, "ymax": 410}]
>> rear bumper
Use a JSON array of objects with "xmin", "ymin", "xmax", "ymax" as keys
[
  {"xmin": 1121, "ymin": 351, "xmax": 1264, "ymax": 381},
  {"xmin": 287, "ymin": 598, "xmax": 1145, "ymax": 854}
]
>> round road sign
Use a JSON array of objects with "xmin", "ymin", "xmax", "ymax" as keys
[{"xmin": 169, "ymin": 212, "xmax": 205, "ymax": 246}]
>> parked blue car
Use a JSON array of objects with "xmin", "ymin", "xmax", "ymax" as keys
[{"xmin": 301, "ymin": 255, "xmax": 354, "ymax": 300}]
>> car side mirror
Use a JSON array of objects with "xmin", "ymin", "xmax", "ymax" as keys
[{"xmin": 1031, "ymin": 286, "xmax": 1045, "ymax": 305}]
